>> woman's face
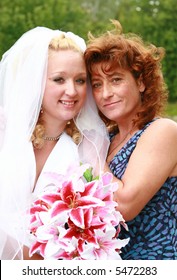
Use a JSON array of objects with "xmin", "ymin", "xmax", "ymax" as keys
[
  {"xmin": 90, "ymin": 63, "xmax": 145, "ymax": 123},
  {"xmin": 42, "ymin": 49, "xmax": 87, "ymax": 125}
]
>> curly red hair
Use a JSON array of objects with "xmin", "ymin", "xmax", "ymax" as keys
[{"xmin": 84, "ymin": 20, "xmax": 168, "ymax": 131}]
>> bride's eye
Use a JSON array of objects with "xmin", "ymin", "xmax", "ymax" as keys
[
  {"xmin": 53, "ymin": 77, "xmax": 65, "ymax": 83},
  {"xmin": 76, "ymin": 78, "xmax": 86, "ymax": 84}
]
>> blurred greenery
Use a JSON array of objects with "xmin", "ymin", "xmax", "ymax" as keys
[
  {"xmin": 165, "ymin": 103, "xmax": 177, "ymax": 117},
  {"xmin": 0, "ymin": 0, "xmax": 177, "ymax": 102}
]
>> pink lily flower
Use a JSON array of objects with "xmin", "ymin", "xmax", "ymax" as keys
[
  {"xmin": 62, "ymin": 208, "xmax": 105, "ymax": 244},
  {"xmin": 28, "ymin": 163, "xmax": 129, "ymax": 260},
  {"xmin": 80, "ymin": 228, "xmax": 129, "ymax": 260},
  {"xmin": 50, "ymin": 180, "xmax": 105, "ymax": 219}
]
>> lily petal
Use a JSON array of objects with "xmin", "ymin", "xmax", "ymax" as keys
[{"xmin": 70, "ymin": 208, "xmax": 85, "ymax": 229}]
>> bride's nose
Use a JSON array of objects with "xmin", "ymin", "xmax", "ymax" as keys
[{"xmin": 65, "ymin": 80, "xmax": 77, "ymax": 97}]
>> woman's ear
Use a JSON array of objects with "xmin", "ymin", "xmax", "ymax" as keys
[{"xmin": 138, "ymin": 75, "xmax": 145, "ymax": 92}]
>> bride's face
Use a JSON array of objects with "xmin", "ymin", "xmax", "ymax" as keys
[{"xmin": 42, "ymin": 49, "xmax": 87, "ymax": 125}]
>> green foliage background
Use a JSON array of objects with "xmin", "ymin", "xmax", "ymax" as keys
[{"xmin": 0, "ymin": 0, "xmax": 177, "ymax": 101}]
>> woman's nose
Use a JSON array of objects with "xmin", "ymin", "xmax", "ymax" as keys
[{"xmin": 102, "ymin": 82, "xmax": 113, "ymax": 99}]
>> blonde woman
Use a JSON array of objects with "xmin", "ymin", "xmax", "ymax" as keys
[{"xmin": 0, "ymin": 27, "xmax": 109, "ymax": 259}]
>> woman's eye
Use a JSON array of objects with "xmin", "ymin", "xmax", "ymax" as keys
[
  {"xmin": 92, "ymin": 82, "xmax": 101, "ymax": 89},
  {"xmin": 112, "ymin": 77, "xmax": 121, "ymax": 83}
]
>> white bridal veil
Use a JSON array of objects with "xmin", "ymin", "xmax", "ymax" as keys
[{"xmin": 0, "ymin": 27, "xmax": 109, "ymax": 259}]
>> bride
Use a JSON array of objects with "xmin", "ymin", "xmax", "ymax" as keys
[{"xmin": 0, "ymin": 26, "xmax": 109, "ymax": 260}]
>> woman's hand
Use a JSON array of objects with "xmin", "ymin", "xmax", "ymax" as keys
[{"xmin": 104, "ymin": 119, "xmax": 177, "ymax": 221}]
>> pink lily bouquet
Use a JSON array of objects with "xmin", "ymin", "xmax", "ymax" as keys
[{"xmin": 29, "ymin": 163, "xmax": 129, "ymax": 259}]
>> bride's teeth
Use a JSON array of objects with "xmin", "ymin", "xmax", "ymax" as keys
[{"xmin": 61, "ymin": 101, "xmax": 75, "ymax": 105}]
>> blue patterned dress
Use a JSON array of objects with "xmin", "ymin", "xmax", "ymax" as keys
[{"xmin": 109, "ymin": 121, "xmax": 177, "ymax": 259}]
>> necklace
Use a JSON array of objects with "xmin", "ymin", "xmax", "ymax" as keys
[
  {"xmin": 108, "ymin": 130, "xmax": 132, "ymax": 157},
  {"xmin": 42, "ymin": 132, "xmax": 63, "ymax": 141}
]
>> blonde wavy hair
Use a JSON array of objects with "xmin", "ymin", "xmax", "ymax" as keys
[
  {"xmin": 32, "ymin": 34, "xmax": 82, "ymax": 148},
  {"xmin": 84, "ymin": 20, "xmax": 168, "ymax": 133}
]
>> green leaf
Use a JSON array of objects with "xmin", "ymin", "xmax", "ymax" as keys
[{"xmin": 83, "ymin": 167, "xmax": 93, "ymax": 182}]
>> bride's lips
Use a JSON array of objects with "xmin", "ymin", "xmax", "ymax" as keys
[{"xmin": 59, "ymin": 100, "xmax": 77, "ymax": 107}]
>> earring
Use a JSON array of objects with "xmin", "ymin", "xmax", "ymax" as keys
[
  {"xmin": 67, "ymin": 121, "xmax": 71, "ymax": 125},
  {"xmin": 40, "ymin": 107, "xmax": 43, "ymax": 114}
]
